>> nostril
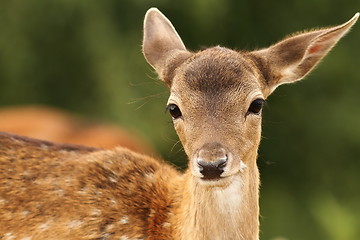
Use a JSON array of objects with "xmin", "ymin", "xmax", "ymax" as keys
[
  {"xmin": 216, "ymin": 158, "xmax": 227, "ymax": 171},
  {"xmin": 197, "ymin": 157, "xmax": 228, "ymax": 180}
]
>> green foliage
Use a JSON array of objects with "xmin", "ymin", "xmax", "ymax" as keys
[{"xmin": 1, "ymin": 0, "xmax": 359, "ymax": 239}]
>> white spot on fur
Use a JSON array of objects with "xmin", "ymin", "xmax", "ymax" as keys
[
  {"xmin": 119, "ymin": 216, "xmax": 129, "ymax": 224},
  {"xmin": 22, "ymin": 170, "xmax": 31, "ymax": 176},
  {"xmin": 90, "ymin": 209, "xmax": 101, "ymax": 216},
  {"xmin": 34, "ymin": 177, "xmax": 53, "ymax": 185},
  {"xmin": 119, "ymin": 236, "xmax": 143, "ymax": 240},
  {"xmin": 64, "ymin": 176, "xmax": 73, "ymax": 185},
  {"xmin": 162, "ymin": 222, "xmax": 171, "ymax": 228},
  {"xmin": 150, "ymin": 209, "xmax": 156, "ymax": 215},
  {"xmin": 56, "ymin": 188, "xmax": 65, "ymax": 197},
  {"xmin": 22, "ymin": 210, "xmax": 30, "ymax": 217},
  {"xmin": 3, "ymin": 232, "xmax": 15, "ymax": 240},
  {"xmin": 110, "ymin": 198, "xmax": 117, "ymax": 205},
  {"xmin": 101, "ymin": 233, "xmax": 111, "ymax": 239},
  {"xmin": 59, "ymin": 150, "xmax": 69, "ymax": 154},
  {"xmin": 240, "ymin": 161, "xmax": 247, "ymax": 172},
  {"xmin": 77, "ymin": 187, "xmax": 90, "ymax": 195},
  {"xmin": 145, "ymin": 173, "xmax": 154, "ymax": 181},
  {"xmin": 40, "ymin": 144, "xmax": 48, "ymax": 148},
  {"xmin": 38, "ymin": 222, "xmax": 50, "ymax": 231},
  {"xmin": 20, "ymin": 237, "xmax": 32, "ymax": 240},
  {"xmin": 105, "ymin": 223, "xmax": 114, "ymax": 231},
  {"xmin": 0, "ymin": 198, "xmax": 7, "ymax": 205},
  {"xmin": 67, "ymin": 220, "xmax": 83, "ymax": 229},
  {"xmin": 108, "ymin": 176, "xmax": 117, "ymax": 183}
]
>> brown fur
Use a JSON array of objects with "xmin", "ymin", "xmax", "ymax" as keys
[
  {"xmin": 0, "ymin": 132, "xmax": 179, "ymax": 240},
  {"xmin": 0, "ymin": 8, "xmax": 358, "ymax": 240}
]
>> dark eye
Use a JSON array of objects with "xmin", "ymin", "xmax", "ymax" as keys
[
  {"xmin": 166, "ymin": 104, "xmax": 182, "ymax": 119},
  {"xmin": 247, "ymin": 99, "xmax": 265, "ymax": 115}
]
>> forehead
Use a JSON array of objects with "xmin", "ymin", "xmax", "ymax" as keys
[{"xmin": 175, "ymin": 47, "xmax": 261, "ymax": 96}]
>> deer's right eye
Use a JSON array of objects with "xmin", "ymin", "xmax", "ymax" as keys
[
  {"xmin": 166, "ymin": 104, "xmax": 182, "ymax": 119},
  {"xmin": 247, "ymin": 99, "xmax": 265, "ymax": 115}
]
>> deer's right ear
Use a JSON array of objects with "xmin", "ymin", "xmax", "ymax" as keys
[
  {"xmin": 143, "ymin": 8, "xmax": 191, "ymax": 86},
  {"xmin": 248, "ymin": 13, "xmax": 359, "ymax": 97}
]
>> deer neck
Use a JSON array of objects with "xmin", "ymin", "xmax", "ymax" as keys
[{"xmin": 171, "ymin": 154, "xmax": 260, "ymax": 240}]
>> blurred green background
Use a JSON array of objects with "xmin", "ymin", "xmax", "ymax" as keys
[{"xmin": 1, "ymin": 0, "xmax": 359, "ymax": 239}]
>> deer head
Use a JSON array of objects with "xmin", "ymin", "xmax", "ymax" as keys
[{"xmin": 143, "ymin": 8, "xmax": 358, "ymax": 186}]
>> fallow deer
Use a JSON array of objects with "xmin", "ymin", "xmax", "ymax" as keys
[
  {"xmin": 0, "ymin": 105, "xmax": 152, "ymax": 153},
  {"xmin": 0, "ymin": 8, "xmax": 358, "ymax": 240}
]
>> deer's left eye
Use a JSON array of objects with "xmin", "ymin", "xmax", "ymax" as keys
[{"xmin": 247, "ymin": 99, "xmax": 265, "ymax": 115}]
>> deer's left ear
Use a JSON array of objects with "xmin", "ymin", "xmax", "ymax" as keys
[{"xmin": 248, "ymin": 13, "xmax": 359, "ymax": 96}]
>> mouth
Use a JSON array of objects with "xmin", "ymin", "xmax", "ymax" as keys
[
  {"xmin": 197, "ymin": 175, "xmax": 234, "ymax": 187},
  {"xmin": 201, "ymin": 175, "xmax": 223, "ymax": 180}
]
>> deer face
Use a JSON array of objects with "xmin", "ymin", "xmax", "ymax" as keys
[
  {"xmin": 167, "ymin": 47, "xmax": 265, "ymax": 182},
  {"xmin": 143, "ymin": 8, "xmax": 358, "ymax": 184}
]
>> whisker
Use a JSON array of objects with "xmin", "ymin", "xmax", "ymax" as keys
[
  {"xmin": 127, "ymin": 92, "xmax": 165, "ymax": 105},
  {"xmin": 170, "ymin": 139, "xmax": 181, "ymax": 153}
]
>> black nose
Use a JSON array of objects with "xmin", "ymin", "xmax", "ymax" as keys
[{"xmin": 197, "ymin": 158, "xmax": 227, "ymax": 180}]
